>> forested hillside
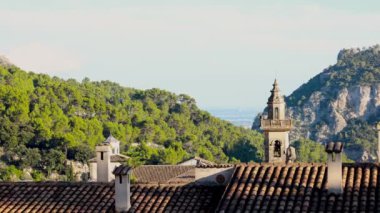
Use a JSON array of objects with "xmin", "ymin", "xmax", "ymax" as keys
[{"xmin": 0, "ymin": 65, "xmax": 264, "ymax": 180}]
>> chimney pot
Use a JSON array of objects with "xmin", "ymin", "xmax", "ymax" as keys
[
  {"xmin": 333, "ymin": 142, "xmax": 343, "ymax": 153},
  {"xmin": 325, "ymin": 142, "xmax": 335, "ymax": 153}
]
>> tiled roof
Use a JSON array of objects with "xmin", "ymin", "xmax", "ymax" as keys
[
  {"xmin": 0, "ymin": 182, "xmax": 114, "ymax": 212},
  {"xmin": 132, "ymin": 165, "xmax": 195, "ymax": 184},
  {"xmin": 197, "ymin": 164, "xmax": 234, "ymax": 168},
  {"xmin": 179, "ymin": 157, "xmax": 217, "ymax": 166},
  {"xmin": 216, "ymin": 163, "xmax": 380, "ymax": 213},
  {"xmin": 0, "ymin": 182, "xmax": 223, "ymax": 213},
  {"xmin": 104, "ymin": 135, "xmax": 120, "ymax": 144},
  {"xmin": 129, "ymin": 184, "xmax": 223, "ymax": 212},
  {"xmin": 3, "ymin": 163, "xmax": 380, "ymax": 212},
  {"xmin": 88, "ymin": 154, "xmax": 129, "ymax": 163}
]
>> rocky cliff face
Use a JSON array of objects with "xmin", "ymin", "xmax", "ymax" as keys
[
  {"xmin": 287, "ymin": 84, "xmax": 380, "ymax": 142},
  {"xmin": 253, "ymin": 45, "xmax": 380, "ymax": 161}
]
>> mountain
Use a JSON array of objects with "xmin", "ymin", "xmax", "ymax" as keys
[
  {"xmin": 0, "ymin": 65, "xmax": 264, "ymax": 180},
  {"xmin": 254, "ymin": 45, "xmax": 380, "ymax": 162}
]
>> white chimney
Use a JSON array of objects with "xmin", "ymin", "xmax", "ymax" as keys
[
  {"xmin": 113, "ymin": 165, "xmax": 132, "ymax": 212},
  {"xmin": 325, "ymin": 142, "xmax": 343, "ymax": 194},
  {"xmin": 96, "ymin": 143, "xmax": 112, "ymax": 182}
]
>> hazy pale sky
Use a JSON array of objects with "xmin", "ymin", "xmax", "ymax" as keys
[{"xmin": 1, "ymin": 0, "xmax": 380, "ymax": 110}]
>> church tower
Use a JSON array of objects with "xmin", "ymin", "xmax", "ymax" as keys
[{"xmin": 260, "ymin": 79, "xmax": 293, "ymax": 163}]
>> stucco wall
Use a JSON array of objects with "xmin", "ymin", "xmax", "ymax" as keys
[
  {"xmin": 195, "ymin": 167, "xmax": 234, "ymax": 185},
  {"xmin": 90, "ymin": 162, "xmax": 122, "ymax": 182},
  {"xmin": 178, "ymin": 159, "xmax": 198, "ymax": 166}
]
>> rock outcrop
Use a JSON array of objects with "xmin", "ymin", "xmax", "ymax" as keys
[{"xmin": 287, "ymin": 84, "xmax": 380, "ymax": 142}]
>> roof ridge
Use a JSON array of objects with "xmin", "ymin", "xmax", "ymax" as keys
[
  {"xmin": 0, "ymin": 181, "xmax": 114, "ymax": 186},
  {"xmin": 138, "ymin": 165, "xmax": 195, "ymax": 167},
  {"xmin": 196, "ymin": 164, "xmax": 234, "ymax": 168}
]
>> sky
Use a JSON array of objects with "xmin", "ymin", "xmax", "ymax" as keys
[{"xmin": 1, "ymin": 1, "xmax": 380, "ymax": 110}]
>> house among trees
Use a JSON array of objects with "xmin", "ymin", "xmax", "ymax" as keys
[
  {"xmin": 1, "ymin": 80, "xmax": 380, "ymax": 212},
  {"xmin": 88, "ymin": 135, "xmax": 129, "ymax": 182}
]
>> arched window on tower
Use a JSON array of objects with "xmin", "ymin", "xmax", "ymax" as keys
[
  {"xmin": 274, "ymin": 140, "xmax": 281, "ymax": 157},
  {"xmin": 274, "ymin": 107, "xmax": 279, "ymax": 120}
]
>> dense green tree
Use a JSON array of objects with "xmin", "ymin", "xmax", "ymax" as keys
[
  {"xmin": 335, "ymin": 119, "xmax": 377, "ymax": 161},
  {"xmin": 0, "ymin": 165, "xmax": 23, "ymax": 181},
  {"xmin": 226, "ymin": 135, "xmax": 264, "ymax": 163},
  {"xmin": 0, "ymin": 65, "xmax": 266, "ymax": 179},
  {"xmin": 292, "ymin": 138, "xmax": 354, "ymax": 163},
  {"xmin": 42, "ymin": 149, "xmax": 66, "ymax": 175},
  {"xmin": 292, "ymin": 138, "xmax": 327, "ymax": 163}
]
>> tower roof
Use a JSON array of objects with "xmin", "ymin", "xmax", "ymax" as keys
[
  {"xmin": 267, "ymin": 79, "xmax": 284, "ymax": 104},
  {"xmin": 103, "ymin": 134, "xmax": 120, "ymax": 145}
]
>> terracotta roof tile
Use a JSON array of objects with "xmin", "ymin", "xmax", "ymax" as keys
[
  {"xmin": 132, "ymin": 165, "xmax": 195, "ymax": 184},
  {"xmin": 197, "ymin": 164, "xmax": 234, "ymax": 168},
  {"xmin": 0, "ymin": 182, "xmax": 223, "ymax": 213},
  {"xmin": 2, "ymin": 163, "xmax": 380, "ymax": 212},
  {"xmin": 216, "ymin": 163, "xmax": 380, "ymax": 213}
]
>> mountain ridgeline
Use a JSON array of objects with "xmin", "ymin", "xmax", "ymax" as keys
[
  {"xmin": 254, "ymin": 45, "xmax": 380, "ymax": 162},
  {"xmin": 0, "ymin": 65, "xmax": 264, "ymax": 180}
]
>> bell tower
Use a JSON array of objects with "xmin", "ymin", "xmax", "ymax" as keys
[{"xmin": 260, "ymin": 79, "xmax": 293, "ymax": 163}]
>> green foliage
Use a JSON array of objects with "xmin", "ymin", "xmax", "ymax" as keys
[
  {"xmin": 292, "ymin": 138, "xmax": 327, "ymax": 163},
  {"xmin": 31, "ymin": 170, "xmax": 45, "ymax": 181},
  {"xmin": 67, "ymin": 144, "xmax": 94, "ymax": 163},
  {"xmin": 42, "ymin": 149, "xmax": 66, "ymax": 175},
  {"xmin": 0, "ymin": 165, "xmax": 23, "ymax": 181},
  {"xmin": 64, "ymin": 165, "xmax": 75, "ymax": 182},
  {"xmin": 335, "ymin": 119, "xmax": 377, "ymax": 161},
  {"xmin": 159, "ymin": 141, "xmax": 188, "ymax": 164},
  {"xmin": 225, "ymin": 133, "xmax": 264, "ymax": 163},
  {"xmin": 292, "ymin": 138, "xmax": 354, "ymax": 163},
  {"xmin": 0, "ymin": 65, "xmax": 265, "ymax": 178}
]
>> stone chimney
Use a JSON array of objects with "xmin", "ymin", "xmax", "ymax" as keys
[
  {"xmin": 96, "ymin": 143, "xmax": 112, "ymax": 182},
  {"xmin": 325, "ymin": 142, "xmax": 343, "ymax": 194},
  {"xmin": 113, "ymin": 165, "xmax": 132, "ymax": 212}
]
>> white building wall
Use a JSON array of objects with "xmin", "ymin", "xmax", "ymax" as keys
[
  {"xmin": 90, "ymin": 162, "xmax": 97, "ymax": 181},
  {"xmin": 178, "ymin": 159, "xmax": 198, "ymax": 166},
  {"xmin": 96, "ymin": 145, "xmax": 112, "ymax": 182},
  {"xmin": 195, "ymin": 167, "xmax": 234, "ymax": 185},
  {"xmin": 90, "ymin": 161, "xmax": 122, "ymax": 182},
  {"xmin": 327, "ymin": 153, "xmax": 343, "ymax": 194},
  {"xmin": 115, "ymin": 174, "xmax": 131, "ymax": 212}
]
